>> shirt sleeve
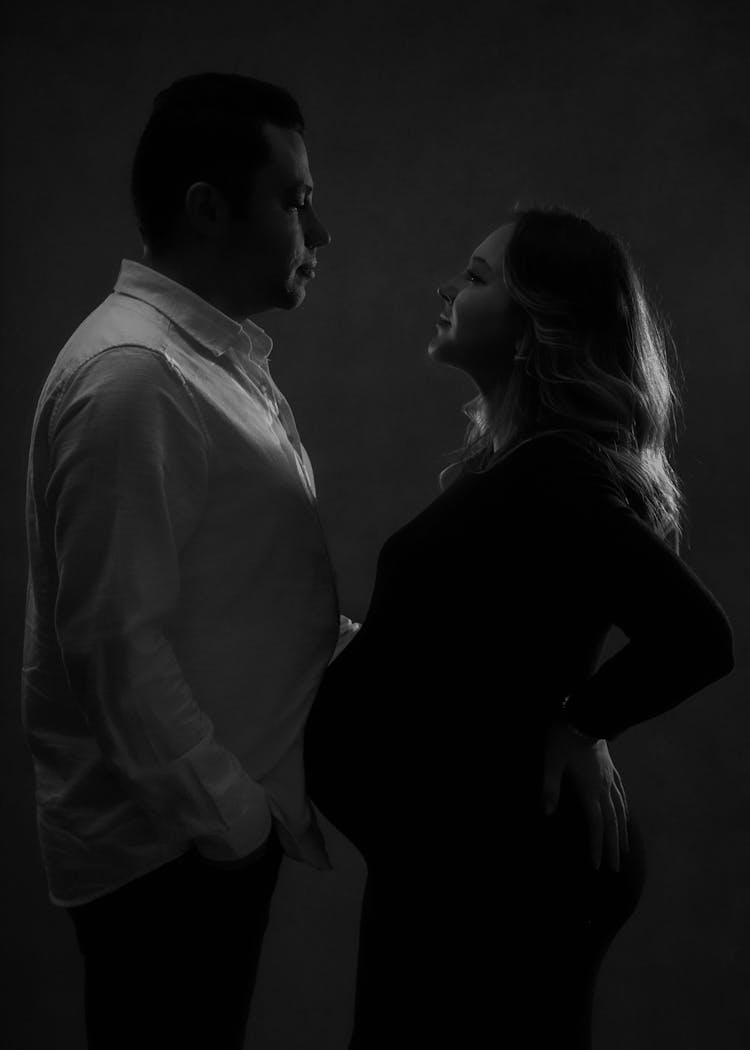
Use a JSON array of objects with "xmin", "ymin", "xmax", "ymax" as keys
[
  {"xmin": 46, "ymin": 345, "xmax": 272, "ymax": 862},
  {"xmin": 526, "ymin": 434, "xmax": 734, "ymax": 741}
]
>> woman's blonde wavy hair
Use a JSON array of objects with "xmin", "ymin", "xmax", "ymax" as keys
[{"xmin": 447, "ymin": 205, "xmax": 685, "ymax": 551}]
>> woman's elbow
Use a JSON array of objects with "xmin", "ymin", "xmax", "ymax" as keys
[{"xmin": 705, "ymin": 610, "xmax": 735, "ymax": 679}]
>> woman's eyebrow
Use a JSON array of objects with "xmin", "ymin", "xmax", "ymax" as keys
[{"xmin": 470, "ymin": 254, "xmax": 491, "ymax": 270}]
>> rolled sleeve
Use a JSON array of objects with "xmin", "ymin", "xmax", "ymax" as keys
[{"xmin": 47, "ymin": 345, "xmax": 271, "ymax": 862}]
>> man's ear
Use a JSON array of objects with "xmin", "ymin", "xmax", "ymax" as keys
[{"xmin": 184, "ymin": 182, "xmax": 230, "ymax": 240}]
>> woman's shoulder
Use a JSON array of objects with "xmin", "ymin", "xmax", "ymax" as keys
[
  {"xmin": 440, "ymin": 429, "xmax": 611, "ymax": 495},
  {"xmin": 506, "ymin": 427, "xmax": 602, "ymax": 460},
  {"xmin": 488, "ymin": 428, "xmax": 628, "ymax": 506},
  {"xmin": 431, "ymin": 429, "xmax": 635, "ymax": 527},
  {"xmin": 485, "ymin": 428, "xmax": 608, "ymax": 477}
]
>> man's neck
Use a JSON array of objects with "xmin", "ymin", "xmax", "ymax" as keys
[{"xmin": 141, "ymin": 246, "xmax": 249, "ymax": 323}]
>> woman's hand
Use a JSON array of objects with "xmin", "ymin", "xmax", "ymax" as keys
[{"xmin": 542, "ymin": 718, "xmax": 630, "ymax": 872}]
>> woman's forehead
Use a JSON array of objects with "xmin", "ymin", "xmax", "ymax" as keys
[{"xmin": 472, "ymin": 223, "xmax": 515, "ymax": 272}]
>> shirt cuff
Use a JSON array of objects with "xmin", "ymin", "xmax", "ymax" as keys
[{"xmin": 192, "ymin": 804, "xmax": 273, "ymax": 863}]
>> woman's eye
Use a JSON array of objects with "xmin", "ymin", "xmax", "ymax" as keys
[
  {"xmin": 290, "ymin": 199, "xmax": 308, "ymax": 212},
  {"xmin": 464, "ymin": 270, "xmax": 482, "ymax": 283}
]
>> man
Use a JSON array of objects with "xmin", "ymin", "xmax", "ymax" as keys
[{"xmin": 22, "ymin": 73, "xmax": 351, "ymax": 1050}]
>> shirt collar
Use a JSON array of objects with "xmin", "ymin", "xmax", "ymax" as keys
[{"xmin": 113, "ymin": 259, "xmax": 274, "ymax": 365}]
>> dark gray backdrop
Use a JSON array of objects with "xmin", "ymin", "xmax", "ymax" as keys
[{"xmin": 2, "ymin": 1, "xmax": 748, "ymax": 1047}]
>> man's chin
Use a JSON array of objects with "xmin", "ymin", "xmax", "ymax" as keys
[{"xmin": 276, "ymin": 282, "xmax": 306, "ymax": 311}]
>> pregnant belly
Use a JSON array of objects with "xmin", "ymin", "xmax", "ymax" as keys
[{"xmin": 305, "ymin": 664, "xmax": 646, "ymax": 929}]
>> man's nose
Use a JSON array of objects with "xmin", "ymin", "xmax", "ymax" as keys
[{"xmin": 306, "ymin": 209, "xmax": 331, "ymax": 249}]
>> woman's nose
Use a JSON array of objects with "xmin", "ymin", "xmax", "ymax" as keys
[{"xmin": 438, "ymin": 282, "xmax": 454, "ymax": 305}]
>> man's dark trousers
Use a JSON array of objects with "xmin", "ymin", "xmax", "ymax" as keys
[{"xmin": 66, "ymin": 829, "xmax": 283, "ymax": 1050}]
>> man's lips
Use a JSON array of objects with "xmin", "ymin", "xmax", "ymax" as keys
[{"xmin": 298, "ymin": 264, "xmax": 316, "ymax": 278}]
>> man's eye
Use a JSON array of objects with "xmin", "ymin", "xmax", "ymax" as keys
[{"xmin": 290, "ymin": 199, "xmax": 308, "ymax": 211}]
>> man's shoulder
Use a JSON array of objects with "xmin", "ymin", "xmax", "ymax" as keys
[
  {"xmin": 36, "ymin": 294, "xmax": 194, "ymax": 421},
  {"xmin": 52, "ymin": 293, "xmax": 170, "ymax": 379}
]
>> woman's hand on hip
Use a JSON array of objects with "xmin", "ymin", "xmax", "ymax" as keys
[{"xmin": 541, "ymin": 718, "xmax": 630, "ymax": 872}]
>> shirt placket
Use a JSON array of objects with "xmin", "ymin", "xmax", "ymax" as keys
[{"xmin": 225, "ymin": 351, "xmax": 316, "ymax": 502}]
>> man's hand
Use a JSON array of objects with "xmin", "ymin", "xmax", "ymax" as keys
[{"xmin": 542, "ymin": 718, "xmax": 629, "ymax": 872}]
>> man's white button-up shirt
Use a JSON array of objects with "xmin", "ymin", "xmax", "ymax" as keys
[{"xmin": 22, "ymin": 259, "xmax": 342, "ymax": 906}]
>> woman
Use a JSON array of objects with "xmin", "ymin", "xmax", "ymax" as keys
[{"xmin": 304, "ymin": 206, "xmax": 734, "ymax": 1049}]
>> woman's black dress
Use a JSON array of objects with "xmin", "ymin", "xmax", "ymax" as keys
[{"xmin": 304, "ymin": 430, "xmax": 733, "ymax": 1049}]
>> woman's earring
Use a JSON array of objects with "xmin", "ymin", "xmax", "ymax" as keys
[{"xmin": 512, "ymin": 332, "xmax": 527, "ymax": 361}]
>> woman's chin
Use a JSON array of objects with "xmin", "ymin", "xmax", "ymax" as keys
[{"xmin": 427, "ymin": 336, "xmax": 452, "ymax": 363}]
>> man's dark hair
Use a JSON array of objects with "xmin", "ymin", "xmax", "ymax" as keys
[{"xmin": 131, "ymin": 72, "xmax": 305, "ymax": 251}]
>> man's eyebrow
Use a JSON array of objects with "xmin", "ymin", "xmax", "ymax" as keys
[{"xmin": 290, "ymin": 181, "xmax": 314, "ymax": 195}]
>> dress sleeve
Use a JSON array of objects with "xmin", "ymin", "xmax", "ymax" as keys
[
  {"xmin": 47, "ymin": 345, "xmax": 272, "ymax": 862},
  {"xmin": 525, "ymin": 434, "xmax": 734, "ymax": 740}
]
